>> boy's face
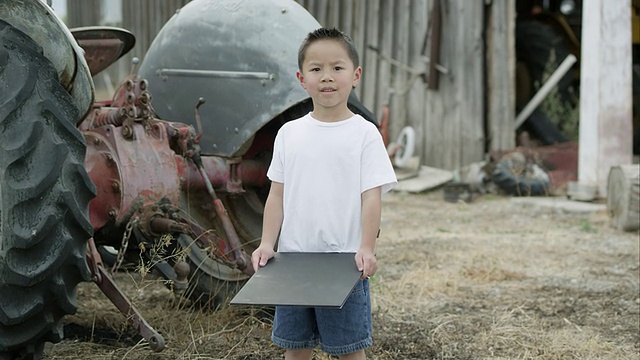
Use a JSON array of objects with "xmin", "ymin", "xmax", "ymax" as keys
[{"xmin": 296, "ymin": 40, "xmax": 361, "ymax": 113}]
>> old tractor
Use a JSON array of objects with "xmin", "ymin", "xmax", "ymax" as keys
[{"xmin": 0, "ymin": 0, "xmax": 375, "ymax": 358}]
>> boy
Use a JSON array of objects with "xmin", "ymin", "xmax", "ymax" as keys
[{"xmin": 251, "ymin": 27, "xmax": 397, "ymax": 360}]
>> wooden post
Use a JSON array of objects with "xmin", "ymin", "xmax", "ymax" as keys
[
  {"xmin": 486, "ymin": 0, "xmax": 516, "ymax": 152},
  {"xmin": 575, "ymin": 0, "xmax": 633, "ymax": 199},
  {"xmin": 607, "ymin": 165, "xmax": 640, "ymax": 231}
]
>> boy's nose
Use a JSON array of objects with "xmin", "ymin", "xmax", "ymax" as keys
[{"xmin": 320, "ymin": 72, "xmax": 333, "ymax": 82}]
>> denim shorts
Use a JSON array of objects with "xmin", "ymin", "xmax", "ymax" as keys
[{"xmin": 271, "ymin": 279, "xmax": 373, "ymax": 356}]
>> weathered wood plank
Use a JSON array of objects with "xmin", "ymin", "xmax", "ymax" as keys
[
  {"xmin": 375, "ymin": 1, "xmax": 394, "ymax": 117},
  {"xmin": 607, "ymin": 165, "xmax": 640, "ymax": 231},
  {"xmin": 458, "ymin": 1, "xmax": 485, "ymax": 167},
  {"xmin": 389, "ymin": 0, "xmax": 411, "ymax": 141},
  {"xmin": 486, "ymin": 0, "xmax": 515, "ymax": 152},
  {"xmin": 316, "ymin": 0, "xmax": 328, "ymax": 26},
  {"xmin": 424, "ymin": 0, "xmax": 451, "ymax": 168},
  {"xmin": 408, "ymin": 0, "xmax": 429, "ymax": 161},
  {"xmin": 351, "ymin": 0, "xmax": 367, "ymax": 100},
  {"xmin": 341, "ymin": 0, "xmax": 354, "ymax": 36},
  {"xmin": 422, "ymin": 0, "xmax": 484, "ymax": 169},
  {"xmin": 327, "ymin": 1, "xmax": 340, "ymax": 30},
  {"xmin": 444, "ymin": 0, "xmax": 462, "ymax": 168},
  {"xmin": 361, "ymin": 0, "xmax": 380, "ymax": 113},
  {"xmin": 67, "ymin": 0, "xmax": 101, "ymax": 28}
]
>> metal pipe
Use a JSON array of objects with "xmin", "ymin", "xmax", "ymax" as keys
[
  {"xmin": 188, "ymin": 154, "xmax": 251, "ymax": 271},
  {"xmin": 515, "ymin": 54, "xmax": 577, "ymax": 128},
  {"xmin": 149, "ymin": 217, "xmax": 189, "ymax": 234},
  {"xmin": 176, "ymin": 157, "xmax": 269, "ymax": 190},
  {"xmin": 156, "ymin": 68, "xmax": 274, "ymax": 80}
]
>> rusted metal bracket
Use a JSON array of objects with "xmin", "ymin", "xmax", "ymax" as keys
[
  {"xmin": 188, "ymin": 148, "xmax": 252, "ymax": 274},
  {"xmin": 226, "ymin": 157, "xmax": 244, "ymax": 193},
  {"xmin": 86, "ymin": 238, "xmax": 166, "ymax": 352}
]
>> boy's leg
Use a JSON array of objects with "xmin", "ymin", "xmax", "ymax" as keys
[
  {"xmin": 285, "ymin": 349, "xmax": 313, "ymax": 360},
  {"xmin": 339, "ymin": 349, "xmax": 366, "ymax": 360},
  {"xmin": 315, "ymin": 279, "xmax": 373, "ymax": 356},
  {"xmin": 272, "ymin": 306, "xmax": 319, "ymax": 352}
]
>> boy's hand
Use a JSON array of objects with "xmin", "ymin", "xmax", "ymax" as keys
[
  {"xmin": 355, "ymin": 249, "xmax": 377, "ymax": 280},
  {"xmin": 251, "ymin": 245, "xmax": 275, "ymax": 273}
]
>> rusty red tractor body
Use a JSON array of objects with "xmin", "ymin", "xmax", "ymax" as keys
[{"xmin": 0, "ymin": 0, "xmax": 377, "ymax": 358}]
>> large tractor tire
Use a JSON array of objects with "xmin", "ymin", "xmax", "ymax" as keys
[
  {"xmin": 176, "ymin": 233, "xmax": 247, "ymax": 309},
  {"xmin": 0, "ymin": 21, "xmax": 95, "ymax": 359},
  {"xmin": 174, "ymin": 190, "xmax": 261, "ymax": 308}
]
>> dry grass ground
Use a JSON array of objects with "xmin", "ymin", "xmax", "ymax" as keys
[{"xmin": 44, "ymin": 190, "xmax": 639, "ymax": 359}]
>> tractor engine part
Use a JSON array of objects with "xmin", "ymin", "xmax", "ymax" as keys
[{"xmin": 81, "ymin": 75, "xmax": 265, "ymax": 277}]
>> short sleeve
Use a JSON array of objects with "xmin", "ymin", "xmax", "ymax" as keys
[
  {"xmin": 361, "ymin": 124, "xmax": 397, "ymax": 193},
  {"xmin": 267, "ymin": 130, "xmax": 285, "ymax": 183}
]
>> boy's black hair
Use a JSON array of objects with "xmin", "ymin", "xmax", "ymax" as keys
[{"xmin": 297, "ymin": 27, "xmax": 360, "ymax": 70}]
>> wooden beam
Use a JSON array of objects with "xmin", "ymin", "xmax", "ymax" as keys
[
  {"xmin": 409, "ymin": 0, "xmax": 428, "ymax": 162},
  {"xmin": 486, "ymin": 0, "xmax": 515, "ymax": 152},
  {"xmin": 426, "ymin": 0, "xmax": 442, "ymax": 89},
  {"xmin": 362, "ymin": 0, "xmax": 380, "ymax": 113},
  {"xmin": 576, "ymin": 0, "xmax": 633, "ymax": 198},
  {"xmin": 389, "ymin": 0, "xmax": 411, "ymax": 140}
]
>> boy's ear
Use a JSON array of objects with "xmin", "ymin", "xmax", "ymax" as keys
[
  {"xmin": 296, "ymin": 70, "xmax": 307, "ymax": 90},
  {"xmin": 352, "ymin": 66, "xmax": 362, "ymax": 88}
]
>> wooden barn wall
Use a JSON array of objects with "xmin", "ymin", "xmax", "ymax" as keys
[
  {"xmin": 425, "ymin": 0, "xmax": 486, "ymax": 168},
  {"xmin": 67, "ymin": 0, "xmax": 190, "ymax": 97},
  {"xmin": 66, "ymin": 0, "xmax": 515, "ymax": 170},
  {"xmin": 297, "ymin": 0, "xmax": 496, "ymax": 169},
  {"xmin": 67, "ymin": 0, "xmax": 101, "ymax": 27},
  {"xmin": 120, "ymin": 0, "xmax": 191, "ymax": 62}
]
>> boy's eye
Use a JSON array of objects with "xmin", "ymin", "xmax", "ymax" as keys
[
  {"xmin": 334, "ymin": 67, "xmax": 343, "ymax": 71},
  {"xmin": 310, "ymin": 68, "xmax": 320, "ymax": 72}
]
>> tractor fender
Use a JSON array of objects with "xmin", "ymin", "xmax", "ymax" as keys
[
  {"xmin": 137, "ymin": 0, "xmax": 322, "ymax": 157},
  {"xmin": 0, "ymin": 0, "xmax": 94, "ymax": 123}
]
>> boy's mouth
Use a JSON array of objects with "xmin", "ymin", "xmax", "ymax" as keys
[{"xmin": 320, "ymin": 87, "xmax": 336, "ymax": 93}]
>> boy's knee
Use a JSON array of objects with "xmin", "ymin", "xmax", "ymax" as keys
[
  {"xmin": 284, "ymin": 348, "xmax": 313, "ymax": 360},
  {"xmin": 339, "ymin": 349, "xmax": 366, "ymax": 360}
]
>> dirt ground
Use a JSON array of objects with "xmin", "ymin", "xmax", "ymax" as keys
[{"xmin": 43, "ymin": 190, "xmax": 639, "ymax": 360}]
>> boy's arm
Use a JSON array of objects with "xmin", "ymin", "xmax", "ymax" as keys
[
  {"xmin": 251, "ymin": 181, "xmax": 284, "ymax": 272},
  {"xmin": 356, "ymin": 186, "xmax": 382, "ymax": 279}
]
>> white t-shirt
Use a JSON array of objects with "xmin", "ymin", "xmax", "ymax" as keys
[{"xmin": 267, "ymin": 113, "xmax": 397, "ymax": 253}]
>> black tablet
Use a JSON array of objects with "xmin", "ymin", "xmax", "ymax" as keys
[{"xmin": 230, "ymin": 252, "xmax": 362, "ymax": 309}]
